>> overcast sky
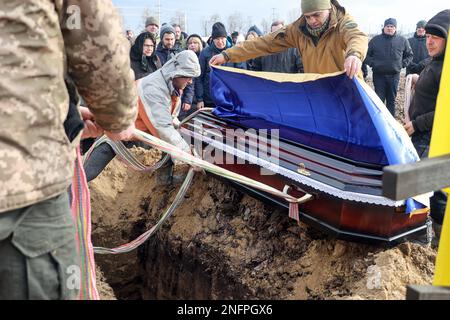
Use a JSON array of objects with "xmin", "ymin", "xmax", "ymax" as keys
[{"xmin": 113, "ymin": 0, "xmax": 449, "ymax": 36}]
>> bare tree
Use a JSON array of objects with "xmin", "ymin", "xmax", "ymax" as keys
[
  {"xmin": 244, "ymin": 16, "xmax": 254, "ymax": 35},
  {"xmin": 227, "ymin": 11, "xmax": 245, "ymax": 34},
  {"xmin": 170, "ymin": 11, "xmax": 187, "ymax": 31},
  {"xmin": 201, "ymin": 16, "xmax": 210, "ymax": 37},
  {"xmin": 209, "ymin": 14, "xmax": 221, "ymax": 25},
  {"xmin": 200, "ymin": 14, "xmax": 222, "ymax": 37},
  {"xmin": 116, "ymin": 8, "xmax": 126, "ymax": 31},
  {"xmin": 140, "ymin": 8, "xmax": 156, "ymax": 32},
  {"xmin": 287, "ymin": 7, "xmax": 301, "ymax": 24},
  {"xmin": 261, "ymin": 18, "xmax": 270, "ymax": 34}
]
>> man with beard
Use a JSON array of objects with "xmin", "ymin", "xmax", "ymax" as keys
[
  {"xmin": 156, "ymin": 24, "xmax": 182, "ymax": 65},
  {"xmin": 210, "ymin": 0, "xmax": 367, "ymax": 80},
  {"xmin": 404, "ymin": 10, "xmax": 450, "ymax": 243},
  {"xmin": 173, "ymin": 24, "xmax": 188, "ymax": 49}
]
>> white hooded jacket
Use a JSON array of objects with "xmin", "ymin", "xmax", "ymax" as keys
[{"xmin": 138, "ymin": 50, "xmax": 201, "ymax": 153}]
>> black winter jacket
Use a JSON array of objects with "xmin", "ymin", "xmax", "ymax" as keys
[
  {"xmin": 409, "ymin": 53, "xmax": 443, "ymax": 138},
  {"xmin": 409, "ymin": 9, "xmax": 449, "ymax": 137},
  {"xmin": 366, "ymin": 32, "xmax": 413, "ymax": 75},
  {"xmin": 252, "ymin": 48, "xmax": 304, "ymax": 73},
  {"xmin": 130, "ymin": 32, "xmax": 162, "ymax": 80},
  {"xmin": 156, "ymin": 42, "xmax": 182, "ymax": 66},
  {"xmin": 407, "ymin": 34, "xmax": 430, "ymax": 75},
  {"xmin": 197, "ymin": 41, "xmax": 246, "ymax": 105}
]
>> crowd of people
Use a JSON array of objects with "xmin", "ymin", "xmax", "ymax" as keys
[
  {"xmin": 126, "ymin": 17, "xmax": 306, "ymax": 112},
  {"xmin": 0, "ymin": 0, "xmax": 448, "ymax": 300}
]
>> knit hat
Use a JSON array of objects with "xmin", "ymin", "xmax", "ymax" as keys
[
  {"xmin": 301, "ymin": 0, "xmax": 331, "ymax": 14},
  {"xmin": 416, "ymin": 20, "xmax": 427, "ymax": 29},
  {"xmin": 384, "ymin": 18, "xmax": 397, "ymax": 28},
  {"xmin": 145, "ymin": 16, "xmax": 159, "ymax": 28},
  {"xmin": 425, "ymin": 10, "xmax": 450, "ymax": 40},
  {"xmin": 160, "ymin": 24, "xmax": 176, "ymax": 39},
  {"xmin": 211, "ymin": 22, "xmax": 227, "ymax": 39}
]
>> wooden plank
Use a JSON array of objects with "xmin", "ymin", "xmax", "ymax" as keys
[
  {"xmin": 383, "ymin": 154, "xmax": 450, "ymax": 200},
  {"xmin": 407, "ymin": 285, "xmax": 450, "ymax": 300}
]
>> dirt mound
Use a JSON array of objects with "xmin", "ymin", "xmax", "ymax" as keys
[
  {"xmin": 97, "ymin": 266, "xmax": 116, "ymax": 300},
  {"xmin": 90, "ymin": 145, "xmax": 436, "ymax": 300}
]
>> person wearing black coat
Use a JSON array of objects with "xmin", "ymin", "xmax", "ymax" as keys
[
  {"xmin": 156, "ymin": 24, "xmax": 183, "ymax": 65},
  {"xmin": 130, "ymin": 32, "xmax": 162, "ymax": 80},
  {"xmin": 252, "ymin": 47, "xmax": 304, "ymax": 73},
  {"xmin": 155, "ymin": 24, "xmax": 197, "ymax": 115},
  {"xmin": 404, "ymin": 9, "xmax": 449, "ymax": 241},
  {"xmin": 197, "ymin": 22, "xmax": 246, "ymax": 108},
  {"xmin": 245, "ymin": 27, "xmax": 262, "ymax": 71},
  {"xmin": 407, "ymin": 20, "xmax": 430, "ymax": 75},
  {"xmin": 366, "ymin": 18, "xmax": 413, "ymax": 116},
  {"xmin": 251, "ymin": 21, "xmax": 304, "ymax": 74}
]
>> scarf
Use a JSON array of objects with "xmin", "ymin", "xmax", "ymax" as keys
[{"xmin": 307, "ymin": 17, "xmax": 331, "ymax": 39}]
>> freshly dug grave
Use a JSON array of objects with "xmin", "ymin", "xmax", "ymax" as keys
[
  {"xmin": 91, "ymin": 74, "xmax": 436, "ymax": 300},
  {"xmin": 90, "ymin": 149, "xmax": 436, "ymax": 301}
]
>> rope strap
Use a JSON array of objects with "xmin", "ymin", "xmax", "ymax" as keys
[
  {"xmin": 133, "ymin": 129, "xmax": 313, "ymax": 212},
  {"xmin": 83, "ymin": 135, "xmax": 170, "ymax": 172},
  {"xmin": 71, "ymin": 146, "xmax": 100, "ymax": 300},
  {"xmin": 94, "ymin": 169, "xmax": 195, "ymax": 255}
]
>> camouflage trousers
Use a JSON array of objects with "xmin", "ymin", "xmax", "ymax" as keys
[{"xmin": 0, "ymin": 193, "xmax": 80, "ymax": 300}]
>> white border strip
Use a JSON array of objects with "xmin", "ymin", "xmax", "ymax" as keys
[{"xmin": 187, "ymin": 129, "xmax": 405, "ymax": 207}]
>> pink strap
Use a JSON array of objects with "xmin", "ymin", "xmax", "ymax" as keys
[{"xmin": 71, "ymin": 146, "xmax": 100, "ymax": 300}]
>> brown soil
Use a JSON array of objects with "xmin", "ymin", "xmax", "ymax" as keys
[
  {"xmin": 91, "ymin": 74, "xmax": 437, "ymax": 300},
  {"xmin": 97, "ymin": 266, "xmax": 116, "ymax": 300}
]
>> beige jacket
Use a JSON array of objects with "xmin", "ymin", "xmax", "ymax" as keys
[{"xmin": 225, "ymin": 1, "xmax": 368, "ymax": 75}]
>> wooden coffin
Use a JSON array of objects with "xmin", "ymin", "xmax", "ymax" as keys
[{"xmin": 180, "ymin": 111, "xmax": 429, "ymax": 243}]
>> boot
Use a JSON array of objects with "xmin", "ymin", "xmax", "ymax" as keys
[{"xmin": 156, "ymin": 159, "xmax": 174, "ymax": 186}]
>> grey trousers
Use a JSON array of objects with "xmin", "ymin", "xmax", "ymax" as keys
[{"xmin": 0, "ymin": 193, "xmax": 79, "ymax": 300}]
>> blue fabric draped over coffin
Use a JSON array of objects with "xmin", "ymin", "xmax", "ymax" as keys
[{"xmin": 209, "ymin": 66, "xmax": 426, "ymax": 213}]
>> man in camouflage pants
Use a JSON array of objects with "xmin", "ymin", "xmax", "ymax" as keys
[{"xmin": 0, "ymin": 1, "xmax": 137, "ymax": 300}]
